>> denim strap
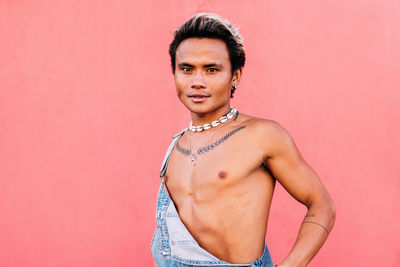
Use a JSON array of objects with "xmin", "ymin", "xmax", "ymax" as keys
[{"xmin": 160, "ymin": 127, "xmax": 189, "ymax": 178}]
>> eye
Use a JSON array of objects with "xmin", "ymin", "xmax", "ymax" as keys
[
  {"xmin": 207, "ymin": 68, "xmax": 218, "ymax": 73},
  {"xmin": 182, "ymin": 67, "xmax": 191, "ymax": 72}
]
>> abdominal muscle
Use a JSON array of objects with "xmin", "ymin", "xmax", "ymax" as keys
[{"xmin": 165, "ymin": 162, "xmax": 276, "ymax": 264}]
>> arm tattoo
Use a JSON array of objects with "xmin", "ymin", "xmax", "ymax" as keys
[
  {"xmin": 302, "ymin": 221, "xmax": 329, "ymax": 235},
  {"xmin": 305, "ymin": 213, "xmax": 316, "ymax": 218},
  {"xmin": 175, "ymin": 126, "xmax": 246, "ymax": 157}
]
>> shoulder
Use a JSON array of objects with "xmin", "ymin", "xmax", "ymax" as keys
[
  {"xmin": 237, "ymin": 113, "xmax": 296, "ymax": 158},
  {"xmin": 237, "ymin": 113, "xmax": 289, "ymax": 139}
]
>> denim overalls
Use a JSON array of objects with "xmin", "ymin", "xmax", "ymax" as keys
[{"xmin": 151, "ymin": 128, "xmax": 274, "ymax": 266}]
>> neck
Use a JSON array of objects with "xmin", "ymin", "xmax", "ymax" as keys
[{"xmin": 190, "ymin": 105, "xmax": 232, "ymax": 126}]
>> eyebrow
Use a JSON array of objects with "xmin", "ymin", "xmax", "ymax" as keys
[{"xmin": 177, "ymin": 62, "xmax": 224, "ymax": 68}]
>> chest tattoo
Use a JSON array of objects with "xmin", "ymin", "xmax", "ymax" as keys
[{"xmin": 175, "ymin": 125, "xmax": 246, "ymax": 158}]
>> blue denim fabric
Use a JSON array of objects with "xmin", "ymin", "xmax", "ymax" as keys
[{"xmin": 151, "ymin": 128, "xmax": 274, "ymax": 266}]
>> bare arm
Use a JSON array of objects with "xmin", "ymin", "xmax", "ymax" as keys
[
  {"xmin": 153, "ymin": 261, "xmax": 158, "ymax": 267},
  {"xmin": 260, "ymin": 120, "xmax": 336, "ymax": 267}
]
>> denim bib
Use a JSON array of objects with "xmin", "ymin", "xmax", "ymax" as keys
[{"xmin": 151, "ymin": 128, "xmax": 274, "ymax": 266}]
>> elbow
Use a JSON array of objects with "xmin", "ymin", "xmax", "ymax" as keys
[
  {"xmin": 329, "ymin": 200, "xmax": 336, "ymax": 227},
  {"xmin": 308, "ymin": 195, "xmax": 336, "ymax": 231},
  {"xmin": 323, "ymin": 197, "xmax": 336, "ymax": 232}
]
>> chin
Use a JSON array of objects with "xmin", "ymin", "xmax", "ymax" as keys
[
  {"xmin": 179, "ymin": 98, "xmax": 206, "ymax": 113},
  {"xmin": 187, "ymin": 105, "xmax": 210, "ymax": 115}
]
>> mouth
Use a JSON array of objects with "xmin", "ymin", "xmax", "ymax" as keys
[{"xmin": 189, "ymin": 95, "xmax": 209, "ymax": 103}]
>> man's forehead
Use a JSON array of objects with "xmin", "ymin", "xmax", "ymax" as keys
[
  {"xmin": 175, "ymin": 38, "xmax": 230, "ymax": 63},
  {"xmin": 176, "ymin": 38, "xmax": 230, "ymax": 66}
]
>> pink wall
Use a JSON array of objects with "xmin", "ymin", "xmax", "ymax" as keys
[{"xmin": 1, "ymin": 1, "xmax": 399, "ymax": 266}]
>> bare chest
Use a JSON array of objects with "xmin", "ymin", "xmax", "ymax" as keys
[{"xmin": 164, "ymin": 133, "xmax": 265, "ymax": 205}]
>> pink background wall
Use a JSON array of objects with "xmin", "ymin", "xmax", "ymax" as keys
[{"xmin": 1, "ymin": 1, "xmax": 399, "ymax": 266}]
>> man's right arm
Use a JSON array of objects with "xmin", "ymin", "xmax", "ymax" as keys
[{"xmin": 258, "ymin": 120, "xmax": 336, "ymax": 266}]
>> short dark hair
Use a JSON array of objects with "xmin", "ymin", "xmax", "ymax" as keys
[{"xmin": 169, "ymin": 13, "xmax": 245, "ymax": 97}]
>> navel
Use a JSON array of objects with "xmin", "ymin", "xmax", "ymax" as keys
[{"xmin": 218, "ymin": 171, "xmax": 227, "ymax": 179}]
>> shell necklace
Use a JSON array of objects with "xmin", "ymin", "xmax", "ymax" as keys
[{"xmin": 189, "ymin": 107, "xmax": 237, "ymax": 132}]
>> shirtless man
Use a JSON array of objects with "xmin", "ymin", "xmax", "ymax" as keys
[{"xmin": 151, "ymin": 13, "xmax": 335, "ymax": 267}]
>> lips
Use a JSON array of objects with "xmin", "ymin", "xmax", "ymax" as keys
[{"xmin": 189, "ymin": 94, "xmax": 209, "ymax": 103}]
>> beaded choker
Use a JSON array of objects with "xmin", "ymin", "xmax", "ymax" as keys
[{"xmin": 189, "ymin": 107, "xmax": 238, "ymax": 132}]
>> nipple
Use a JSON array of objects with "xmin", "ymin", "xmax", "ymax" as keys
[{"xmin": 218, "ymin": 171, "xmax": 227, "ymax": 179}]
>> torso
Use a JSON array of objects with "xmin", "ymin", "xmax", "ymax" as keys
[{"xmin": 164, "ymin": 114, "xmax": 276, "ymax": 263}]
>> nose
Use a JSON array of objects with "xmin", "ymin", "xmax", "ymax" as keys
[{"xmin": 191, "ymin": 71, "xmax": 206, "ymax": 89}]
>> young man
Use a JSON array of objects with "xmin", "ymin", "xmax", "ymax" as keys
[{"xmin": 151, "ymin": 13, "xmax": 335, "ymax": 267}]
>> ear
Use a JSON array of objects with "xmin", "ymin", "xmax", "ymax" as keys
[{"xmin": 231, "ymin": 68, "xmax": 242, "ymax": 86}]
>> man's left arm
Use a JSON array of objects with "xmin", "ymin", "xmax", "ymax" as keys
[{"xmin": 259, "ymin": 120, "xmax": 336, "ymax": 267}]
